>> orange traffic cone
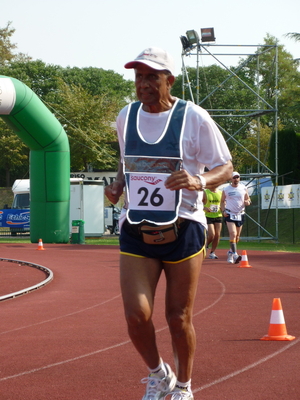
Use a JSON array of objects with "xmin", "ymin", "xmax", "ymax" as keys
[
  {"xmin": 37, "ymin": 238, "xmax": 45, "ymax": 251},
  {"xmin": 239, "ymin": 250, "xmax": 252, "ymax": 268},
  {"xmin": 261, "ymin": 298, "xmax": 295, "ymax": 341}
]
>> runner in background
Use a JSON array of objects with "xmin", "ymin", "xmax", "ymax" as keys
[
  {"xmin": 220, "ymin": 171, "xmax": 251, "ymax": 264},
  {"xmin": 203, "ymin": 186, "xmax": 223, "ymax": 259}
]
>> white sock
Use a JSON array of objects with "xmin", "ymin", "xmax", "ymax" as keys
[
  {"xmin": 149, "ymin": 358, "xmax": 166, "ymax": 377},
  {"xmin": 176, "ymin": 380, "xmax": 192, "ymax": 392}
]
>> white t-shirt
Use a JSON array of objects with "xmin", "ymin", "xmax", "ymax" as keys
[
  {"xmin": 117, "ymin": 98, "xmax": 232, "ymax": 229},
  {"xmin": 223, "ymin": 183, "xmax": 247, "ymax": 214}
]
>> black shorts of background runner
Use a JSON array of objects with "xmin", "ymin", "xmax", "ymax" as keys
[
  {"xmin": 206, "ymin": 217, "xmax": 222, "ymax": 225},
  {"xmin": 224, "ymin": 214, "xmax": 245, "ymax": 227}
]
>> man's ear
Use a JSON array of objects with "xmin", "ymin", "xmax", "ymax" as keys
[{"xmin": 168, "ymin": 75, "xmax": 175, "ymax": 88}]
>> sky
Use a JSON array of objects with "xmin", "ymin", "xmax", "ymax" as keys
[{"xmin": 1, "ymin": 0, "xmax": 299, "ymax": 81}]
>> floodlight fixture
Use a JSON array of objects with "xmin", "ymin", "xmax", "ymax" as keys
[
  {"xmin": 200, "ymin": 28, "xmax": 215, "ymax": 42},
  {"xmin": 180, "ymin": 35, "xmax": 191, "ymax": 50},
  {"xmin": 186, "ymin": 30, "xmax": 199, "ymax": 45}
]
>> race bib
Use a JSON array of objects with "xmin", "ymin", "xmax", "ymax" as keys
[
  {"xmin": 230, "ymin": 212, "xmax": 242, "ymax": 221},
  {"xmin": 128, "ymin": 173, "xmax": 175, "ymax": 211},
  {"xmin": 210, "ymin": 205, "xmax": 219, "ymax": 213}
]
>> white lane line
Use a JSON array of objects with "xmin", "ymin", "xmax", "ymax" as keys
[
  {"xmin": 0, "ymin": 294, "xmax": 121, "ymax": 335},
  {"xmin": 0, "ymin": 273, "xmax": 225, "ymax": 381},
  {"xmin": 193, "ymin": 338, "xmax": 300, "ymax": 393},
  {"xmin": 0, "ymin": 339, "xmax": 131, "ymax": 382}
]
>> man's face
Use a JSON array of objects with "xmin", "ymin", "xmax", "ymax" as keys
[
  {"xmin": 134, "ymin": 64, "xmax": 173, "ymax": 107},
  {"xmin": 232, "ymin": 175, "xmax": 240, "ymax": 186}
]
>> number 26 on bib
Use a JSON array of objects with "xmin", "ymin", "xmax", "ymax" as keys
[{"xmin": 128, "ymin": 173, "xmax": 176, "ymax": 211}]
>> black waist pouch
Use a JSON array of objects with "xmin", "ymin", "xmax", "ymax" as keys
[{"xmin": 139, "ymin": 223, "xmax": 178, "ymax": 245}]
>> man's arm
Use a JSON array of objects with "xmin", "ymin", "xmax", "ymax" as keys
[
  {"xmin": 104, "ymin": 160, "xmax": 125, "ymax": 204},
  {"xmin": 244, "ymin": 188, "xmax": 251, "ymax": 206},
  {"xmin": 220, "ymin": 190, "xmax": 228, "ymax": 217},
  {"xmin": 165, "ymin": 160, "xmax": 233, "ymax": 192},
  {"xmin": 201, "ymin": 161, "xmax": 233, "ymax": 190}
]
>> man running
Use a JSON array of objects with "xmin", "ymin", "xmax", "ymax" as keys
[{"xmin": 220, "ymin": 171, "xmax": 251, "ymax": 264}]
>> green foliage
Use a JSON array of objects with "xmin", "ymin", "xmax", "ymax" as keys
[
  {"xmin": 0, "ymin": 59, "xmax": 63, "ymax": 98},
  {"xmin": 0, "ymin": 187, "xmax": 13, "ymax": 208},
  {"xmin": 0, "ymin": 23, "xmax": 136, "ymax": 182},
  {"xmin": 0, "ymin": 22, "xmax": 17, "ymax": 65},
  {"xmin": 172, "ymin": 64, "xmax": 257, "ymax": 112},
  {"xmin": 50, "ymin": 80, "xmax": 120, "ymax": 171},
  {"xmin": 238, "ymin": 34, "xmax": 300, "ymax": 129},
  {"xmin": 61, "ymin": 66, "xmax": 135, "ymax": 105},
  {"xmin": 0, "ymin": 22, "xmax": 31, "ymax": 66},
  {"xmin": 285, "ymin": 32, "xmax": 300, "ymax": 42},
  {"xmin": 0, "ymin": 120, "xmax": 29, "ymax": 186}
]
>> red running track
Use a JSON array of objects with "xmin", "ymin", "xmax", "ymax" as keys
[{"xmin": 0, "ymin": 243, "xmax": 300, "ymax": 400}]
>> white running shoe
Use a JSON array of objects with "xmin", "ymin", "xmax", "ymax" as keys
[
  {"xmin": 164, "ymin": 389, "xmax": 194, "ymax": 400},
  {"xmin": 233, "ymin": 253, "xmax": 242, "ymax": 264},
  {"xmin": 141, "ymin": 363, "xmax": 177, "ymax": 400},
  {"xmin": 227, "ymin": 251, "xmax": 234, "ymax": 264},
  {"xmin": 208, "ymin": 252, "xmax": 218, "ymax": 259}
]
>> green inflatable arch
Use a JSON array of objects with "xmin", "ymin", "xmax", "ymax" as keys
[{"xmin": 0, "ymin": 76, "xmax": 70, "ymax": 243}]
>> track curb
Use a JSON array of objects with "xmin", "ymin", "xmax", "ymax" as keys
[{"xmin": 0, "ymin": 257, "xmax": 53, "ymax": 301}]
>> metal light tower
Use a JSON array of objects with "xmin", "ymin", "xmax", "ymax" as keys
[{"xmin": 179, "ymin": 30, "xmax": 279, "ymax": 241}]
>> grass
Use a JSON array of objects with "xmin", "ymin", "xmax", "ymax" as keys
[{"xmin": 0, "ymin": 235, "xmax": 299, "ymax": 253}]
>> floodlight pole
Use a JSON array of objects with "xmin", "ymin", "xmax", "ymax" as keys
[
  {"xmin": 181, "ymin": 54, "xmax": 185, "ymax": 100},
  {"xmin": 181, "ymin": 52, "xmax": 195, "ymax": 103},
  {"xmin": 274, "ymin": 44, "xmax": 279, "ymax": 242},
  {"xmin": 196, "ymin": 43, "xmax": 200, "ymax": 105},
  {"xmin": 256, "ymin": 54, "xmax": 261, "ymax": 239}
]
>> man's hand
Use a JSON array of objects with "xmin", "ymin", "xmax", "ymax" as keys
[{"xmin": 104, "ymin": 180, "xmax": 124, "ymax": 204}]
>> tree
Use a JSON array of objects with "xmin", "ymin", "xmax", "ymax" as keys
[
  {"xmin": 0, "ymin": 59, "xmax": 63, "ymax": 98},
  {"xmin": 285, "ymin": 32, "xmax": 300, "ymax": 42},
  {"xmin": 0, "ymin": 22, "xmax": 31, "ymax": 66},
  {"xmin": 245, "ymin": 34, "xmax": 300, "ymax": 129},
  {"xmin": 50, "ymin": 80, "xmax": 120, "ymax": 171},
  {"xmin": 61, "ymin": 66, "xmax": 135, "ymax": 103},
  {"xmin": 0, "ymin": 120, "xmax": 29, "ymax": 186},
  {"xmin": 0, "ymin": 22, "xmax": 17, "ymax": 65}
]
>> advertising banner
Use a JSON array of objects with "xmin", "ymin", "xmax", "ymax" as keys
[
  {"xmin": 0, "ymin": 209, "xmax": 30, "ymax": 228},
  {"xmin": 261, "ymin": 184, "xmax": 300, "ymax": 209}
]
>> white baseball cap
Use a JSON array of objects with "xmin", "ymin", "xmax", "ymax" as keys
[
  {"xmin": 124, "ymin": 46, "xmax": 175, "ymax": 76},
  {"xmin": 232, "ymin": 171, "xmax": 240, "ymax": 178}
]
